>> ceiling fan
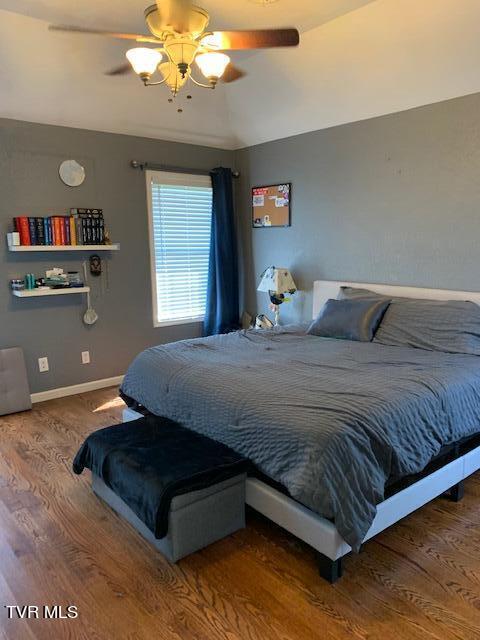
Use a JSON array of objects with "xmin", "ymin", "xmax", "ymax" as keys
[{"xmin": 49, "ymin": 0, "xmax": 300, "ymax": 101}]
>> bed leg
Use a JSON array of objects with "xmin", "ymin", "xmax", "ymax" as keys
[
  {"xmin": 317, "ymin": 554, "xmax": 343, "ymax": 584},
  {"xmin": 448, "ymin": 480, "xmax": 465, "ymax": 502}
]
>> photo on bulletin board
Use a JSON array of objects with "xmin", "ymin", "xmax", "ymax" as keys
[{"xmin": 252, "ymin": 183, "xmax": 291, "ymax": 228}]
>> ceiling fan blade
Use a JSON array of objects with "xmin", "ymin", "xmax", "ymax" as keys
[
  {"xmin": 220, "ymin": 63, "xmax": 246, "ymax": 84},
  {"xmin": 206, "ymin": 29, "xmax": 299, "ymax": 51},
  {"xmin": 49, "ymin": 25, "xmax": 161, "ymax": 44},
  {"xmin": 105, "ymin": 63, "xmax": 132, "ymax": 77}
]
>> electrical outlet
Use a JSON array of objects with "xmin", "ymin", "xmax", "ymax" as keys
[
  {"xmin": 81, "ymin": 351, "xmax": 90, "ymax": 365},
  {"xmin": 38, "ymin": 357, "xmax": 49, "ymax": 373}
]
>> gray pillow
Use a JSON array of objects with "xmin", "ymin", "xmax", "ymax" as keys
[
  {"xmin": 338, "ymin": 286, "xmax": 385, "ymax": 301},
  {"xmin": 373, "ymin": 299, "xmax": 480, "ymax": 355},
  {"xmin": 338, "ymin": 285, "xmax": 441, "ymax": 305},
  {"xmin": 307, "ymin": 298, "xmax": 390, "ymax": 342}
]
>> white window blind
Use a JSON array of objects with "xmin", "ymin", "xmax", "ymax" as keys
[{"xmin": 146, "ymin": 170, "xmax": 213, "ymax": 326}]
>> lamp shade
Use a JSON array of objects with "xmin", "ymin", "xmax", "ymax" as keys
[
  {"xmin": 195, "ymin": 52, "xmax": 230, "ymax": 80},
  {"xmin": 126, "ymin": 47, "xmax": 162, "ymax": 76},
  {"xmin": 257, "ymin": 267, "xmax": 297, "ymax": 294}
]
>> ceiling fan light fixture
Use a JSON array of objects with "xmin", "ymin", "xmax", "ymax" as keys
[
  {"xmin": 163, "ymin": 37, "xmax": 198, "ymax": 77},
  {"xmin": 159, "ymin": 61, "xmax": 189, "ymax": 94},
  {"xmin": 126, "ymin": 47, "xmax": 162, "ymax": 78},
  {"xmin": 195, "ymin": 52, "xmax": 230, "ymax": 81}
]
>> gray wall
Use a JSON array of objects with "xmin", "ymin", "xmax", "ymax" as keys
[
  {"xmin": 235, "ymin": 92, "xmax": 480, "ymax": 325},
  {"xmin": 0, "ymin": 118, "xmax": 234, "ymax": 393}
]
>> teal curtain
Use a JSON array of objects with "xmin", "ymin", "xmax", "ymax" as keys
[{"xmin": 204, "ymin": 168, "xmax": 239, "ymax": 336}]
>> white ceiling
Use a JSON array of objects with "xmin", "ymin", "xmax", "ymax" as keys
[
  {"xmin": 0, "ymin": 1, "xmax": 375, "ymax": 34},
  {"xmin": 1, "ymin": 0, "xmax": 480, "ymax": 149},
  {"xmin": 227, "ymin": 0, "xmax": 480, "ymax": 147}
]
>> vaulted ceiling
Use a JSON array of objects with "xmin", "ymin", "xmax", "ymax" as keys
[{"xmin": 1, "ymin": 0, "xmax": 480, "ymax": 149}]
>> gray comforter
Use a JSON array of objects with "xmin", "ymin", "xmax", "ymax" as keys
[{"xmin": 121, "ymin": 327, "xmax": 480, "ymax": 549}]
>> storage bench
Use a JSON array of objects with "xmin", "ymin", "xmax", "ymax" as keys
[
  {"xmin": 92, "ymin": 472, "xmax": 246, "ymax": 562},
  {"xmin": 73, "ymin": 416, "xmax": 248, "ymax": 562}
]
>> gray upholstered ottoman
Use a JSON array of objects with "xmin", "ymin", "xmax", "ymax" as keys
[
  {"xmin": 92, "ymin": 472, "xmax": 246, "ymax": 562},
  {"xmin": 0, "ymin": 347, "xmax": 31, "ymax": 415}
]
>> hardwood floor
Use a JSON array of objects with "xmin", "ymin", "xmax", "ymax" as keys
[{"xmin": 0, "ymin": 387, "xmax": 479, "ymax": 640}]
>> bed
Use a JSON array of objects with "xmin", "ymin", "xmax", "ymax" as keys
[{"xmin": 120, "ymin": 281, "xmax": 480, "ymax": 581}]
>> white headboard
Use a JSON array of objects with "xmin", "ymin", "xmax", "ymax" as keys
[{"xmin": 312, "ymin": 280, "xmax": 480, "ymax": 318}]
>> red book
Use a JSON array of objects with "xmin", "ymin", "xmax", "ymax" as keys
[
  {"xmin": 16, "ymin": 217, "xmax": 31, "ymax": 245},
  {"xmin": 59, "ymin": 217, "xmax": 66, "ymax": 245},
  {"xmin": 53, "ymin": 217, "xmax": 62, "ymax": 245}
]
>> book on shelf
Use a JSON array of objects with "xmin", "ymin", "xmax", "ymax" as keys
[
  {"xmin": 35, "ymin": 217, "xmax": 45, "ymax": 245},
  {"xmin": 64, "ymin": 216, "xmax": 71, "ymax": 245},
  {"xmin": 10, "ymin": 210, "xmax": 108, "ymax": 246},
  {"xmin": 70, "ymin": 209, "xmax": 104, "ymax": 246},
  {"xmin": 13, "ymin": 217, "xmax": 31, "ymax": 245},
  {"xmin": 43, "ymin": 218, "xmax": 50, "ymax": 245},
  {"xmin": 28, "ymin": 217, "xmax": 37, "ymax": 245},
  {"xmin": 69, "ymin": 216, "xmax": 77, "ymax": 246}
]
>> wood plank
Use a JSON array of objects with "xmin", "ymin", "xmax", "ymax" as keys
[{"xmin": 0, "ymin": 387, "xmax": 479, "ymax": 639}]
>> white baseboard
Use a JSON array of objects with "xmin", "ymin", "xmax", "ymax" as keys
[{"xmin": 31, "ymin": 375, "xmax": 124, "ymax": 404}]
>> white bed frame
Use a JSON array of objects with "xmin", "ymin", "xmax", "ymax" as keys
[{"xmin": 123, "ymin": 280, "xmax": 480, "ymax": 581}]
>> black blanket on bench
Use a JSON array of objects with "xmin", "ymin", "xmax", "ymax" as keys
[{"xmin": 73, "ymin": 416, "xmax": 249, "ymax": 539}]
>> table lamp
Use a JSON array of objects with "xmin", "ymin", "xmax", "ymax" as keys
[{"xmin": 257, "ymin": 266, "xmax": 297, "ymax": 326}]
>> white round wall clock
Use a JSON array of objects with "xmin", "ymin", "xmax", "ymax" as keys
[{"xmin": 59, "ymin": 159, "xmax": 86, "ymax": 187}]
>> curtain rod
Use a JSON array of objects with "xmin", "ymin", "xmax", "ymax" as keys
[{"xmin": 130, "ymin": 160, "xmax": 240, "ymax": 178}]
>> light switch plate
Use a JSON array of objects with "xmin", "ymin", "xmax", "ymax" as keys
[{"xmin": 81, "ymin": 351, "xmax": 90, "ymax": 365}]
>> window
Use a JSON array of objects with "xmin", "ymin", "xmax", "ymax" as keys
[{"xmin": 146, "ymin": 170, "xmax": 213, "ymax": 327}]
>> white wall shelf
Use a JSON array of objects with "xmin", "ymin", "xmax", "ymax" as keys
[
  {"xmin": 8, "ymin": 244, "xmax": 120, "ymax": 252},
  {"xmin": 12, "ymin": 287, "xmax": 90, "ymax": 298}
]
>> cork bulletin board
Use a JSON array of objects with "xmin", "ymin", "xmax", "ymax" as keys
[{"xmin": 252, "ymin": 183, "xmax": 291, "ymax": 228}]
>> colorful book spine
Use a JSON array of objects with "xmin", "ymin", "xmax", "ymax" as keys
[
  {"xmin": 64, "ymin": 216, "xmax": 71, "ymax": 245},
  {"xmin": 69, "ymin": 216, "xmax": 77, "ymax": 246},
  {"xmin": 43, "ymin": 218, "xmax": 50, "ymax": 245},
  {"xmin": 35, "ymin": 217, "xmax": 45, "ymax": 245},
  {"xmin": 71, "ymin": 208, "xmax": 104, "ymax": 245},
  {"xmin": 82, "ymin": 214, "xmax": 92, "ymax": 244},
  {"xmin": 28, "ymin": 217, "xmax": 38, "ymax": 245},
  {"xmin": 50, "ymin": 217, "xmax": 56, "ymax": 245},
  {"xmin": 59, "ymin": 217, "xmax": 66, "ymax": 245},
  {"xmin": 73, "ymin": 215, "xmax": 83, "ymax": 245},
  {"xmin": 47, "ymin": 218, "xmax": 53, "ymax": 245},
  {"xmin": 16, "ymin": 217, "xmax": 31, "ymax": 245},
  {"xmin": 99, "ymin": 213, "xmax": 105, "ymax": 244},
  {"xmin": 53, "ymin": 217, "xmax": 62, "ymax": 245}
]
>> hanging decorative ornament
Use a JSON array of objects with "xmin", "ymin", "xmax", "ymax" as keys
[{"xmin": 59, "ymin": 160, "xmax": 86, "ymax": 187}]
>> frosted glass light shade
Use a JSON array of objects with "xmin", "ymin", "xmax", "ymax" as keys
[
  {"xmin": 164, "ymin": 38, "xmax": 198, "ymax": 67},
  {"xmin": 195, "ymin": 52, "xmax": 230, "ymax": 79},
  {"xmin": 257, "ymin": 267, "xmax": 297, "ymax": 294},
  {"xmin": 126, "ymin": 48, "xmax": 162, "ymax": 76}
]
